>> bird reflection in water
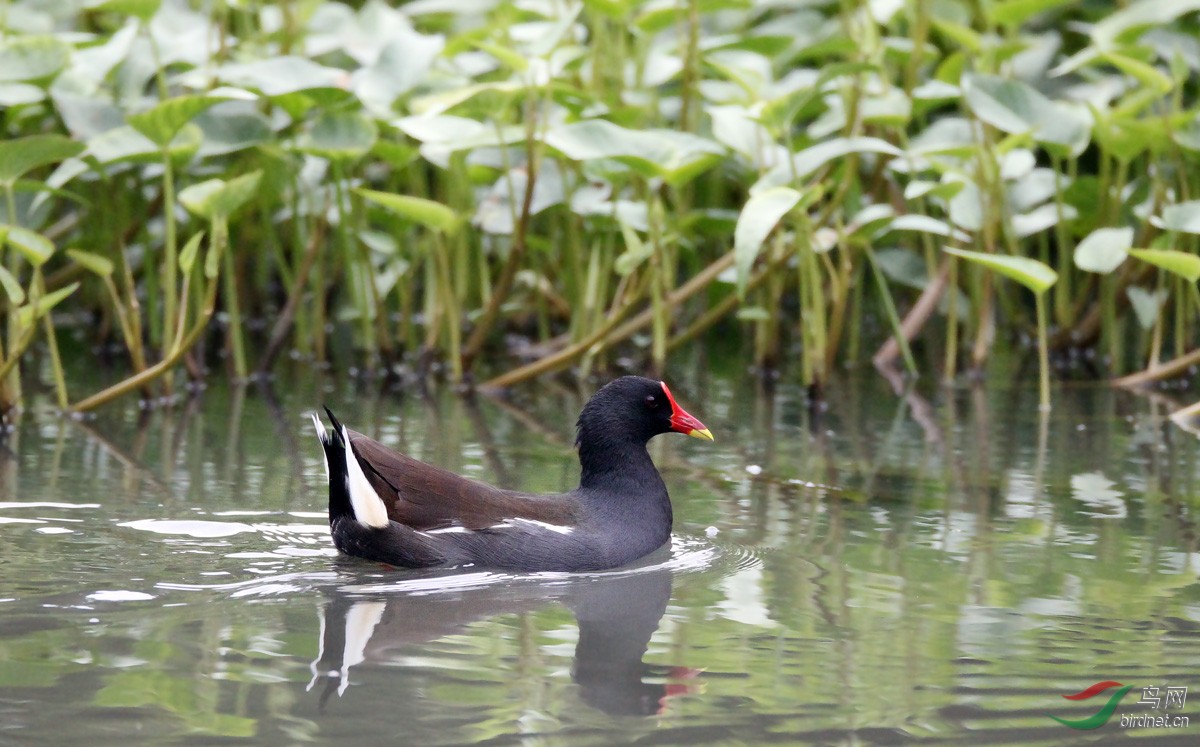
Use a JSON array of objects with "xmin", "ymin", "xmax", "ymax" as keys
[{"xmin": 307, "ymin": 568, "xmax": 700, "ymax": 716}]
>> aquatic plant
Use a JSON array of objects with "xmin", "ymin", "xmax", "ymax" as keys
[{"xmin": 1, "ymin": 0, "xmax": 1200, "ymax": 413}]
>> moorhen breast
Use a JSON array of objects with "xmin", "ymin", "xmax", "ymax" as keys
[{"xmin": 311, "ymin": 376, "xmax": 713, "ymax": 572}]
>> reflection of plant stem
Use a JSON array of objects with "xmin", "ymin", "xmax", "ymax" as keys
[
  {"xmin": 160, "ymin": 147, "xmax": 178, "ymax": 371},
  {"xmin": 1036, "ymin": 292, "xmax": 1050, "ymax": 412},
  {"xmin": 865, "ymin": 246, "xmax": 917, "ymax": 377}
]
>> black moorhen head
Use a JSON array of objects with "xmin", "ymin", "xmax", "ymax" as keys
[{"xmin": 312, "ymin": 376, "xmax": 712, "ymax": 572}]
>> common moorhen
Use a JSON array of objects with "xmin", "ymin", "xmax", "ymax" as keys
[{"xmin": 311, "ymin": 376, "xmax": 713, "ymax": 572}]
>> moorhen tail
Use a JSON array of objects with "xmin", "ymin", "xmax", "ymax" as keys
[{"xmin": 311, "ymin": 376, "xmax": 713, "ymax": 572}]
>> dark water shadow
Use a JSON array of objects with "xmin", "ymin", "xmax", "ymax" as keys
[{"xmin": 307, "ymin": 567, "xmax": 698, "ymax": 718}]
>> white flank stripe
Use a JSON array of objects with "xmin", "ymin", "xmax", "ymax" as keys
[
  {"xmin": 498, "ymin": 518, "xmax": 574, "ymax": 535},
  {"xmin": 426, "ymin": 525, "xmax": 469, "ymax": 535},
  {"xmin": 310, "ymin": 413, "xmax": 330, "ymax": 480},
  {"xmin": 342, "ymin": 426, "xmax": 390, "ymax": 528}
]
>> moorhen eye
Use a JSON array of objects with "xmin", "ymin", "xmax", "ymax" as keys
[{"xmin": 644, "ymin": 395, "xmax": 658, "ymax": 409}]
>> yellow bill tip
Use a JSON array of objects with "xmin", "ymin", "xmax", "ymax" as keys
[{"xmin": 688, "ymin": 428, "xmax": 714, "ymax": 442}]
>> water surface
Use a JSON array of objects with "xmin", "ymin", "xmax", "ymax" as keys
[{"xmin": 1, "ymin": 368, "xmax": 1198, "ymax": 744}]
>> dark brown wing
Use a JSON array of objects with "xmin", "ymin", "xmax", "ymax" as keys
[{"xmin": 347, "ymin": 430, "xmax": 577, "ymax": 531}]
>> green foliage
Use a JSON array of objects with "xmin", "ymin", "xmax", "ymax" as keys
[{"xmin": 2, "ymin": 0, "xmax": 1200, "ymax": 411}]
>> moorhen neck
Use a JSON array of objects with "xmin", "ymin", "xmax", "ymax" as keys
[{"xmin": 311, "ymin": 376, "xmax": 713, "ymax": 572}]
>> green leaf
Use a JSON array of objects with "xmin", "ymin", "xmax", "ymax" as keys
[
  {"xmin": 1092, "ymin": 0, "xmax": 1200, "ymax": 48},
  {"xmin": 194, "ymin": 107, "xmax": 271, "ymax": 158},
  {"xmin": 0, "ymin": 266, "xmax": 25, "ymax": 305},
  {"xmin": 545, "ymin": 120, "xmax": 723, "ymax": 181},
  {"xmin": 178, "ymin": 231, "xmax": 205, "ymax": 275},
  {"xmin": 0, "ymin": 36, "xmax": 70, "ymax": 83},
  {"xmin": 944, "ymin": 247, "xmax": 1057, "ymax": 294},
  {"xmin": 932, "ymin": 19, "xmax": 982, "ymax": 53},
  {"xmin": 614, "ymin": 221, "xmax": 652, "ymax": 276},
  {"xmin": 735, "ymin": 306, "xmax": 771, "ymax": 322},
  {"xmin": 1128, "ymin": 248, "xmax": 1200, "ymax": 282},
  {"xmin": 473, "ymin": 41, "xmax": 528, "ymax": 72},
  {"xmin": 0, "ymin": 135, "xmax": 84, "ymax": 187},
  {"xmin": 790, "ymin": 137, "xmax": 901, "ymax": 180},
  {"xmin": 1152, "ymin": 201, "xmax": 1200, "ymax": 234},
  {"xmin": 1127, "ymin": 286, "xmax": 1168, "ymax": 330},
  {"xmin": 86, "ymin": 0, "xmax": 161, "ymax": 20},
  {"xmin": 218, "ymin": 56, "xmax": 348, "ymax": 97},
  {"xmin": 356, "ymin": 189, "xmax": 461, "ymax": 236},
  {"xmin": 127, "ymin": 95, "xmax": 232, "ymax": 148},
  {"xmin": 18, "ymin": 283, "xmax": 78, "ymax": 328},
  {"xmin": 178, "ymin": 171, "xmax": 263, "ymax": 221},
  {"xmin": 3, "ymin": 226, "xmax": 55, "ymax": 267},
  {"xmin": 296, "ymin": 111, "xmax": 378, "ymax": 163},
  {"xmin": 988, "ymin": 0, "xmax": 1075, "ymax": 26},
  {"xmin": 734, "ymin": 187, "xmax": 801, "ymax": 296},
  {"xmin": 1102, "ymin": 51, "xmax": 1172, "ymax": 93},
  {"xmin": 961, "ymin": 73, "xmax": 1090, "ymax": 156},
  {"xmin": 885, "ymin": 215, "xmax": 968, "ymax": 240},
  {"xmin": 1073, "ymin": 227, "xmax": 1132, "ymax": 274},
  {"xmin": 67, "ymin": 249, "xmax": 114, "ymax": 277}
]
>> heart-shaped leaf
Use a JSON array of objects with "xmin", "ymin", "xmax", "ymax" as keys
[
  {"xmin": 127, "ymin": 95, "xmax": 234, "ymax": 148},
  {"xmin": 178, "ymin": 171, "xmax": 263, "ymax": 221},
  {"xmin": 1074, "ymin": 227, "xmax": 1132, "ymax": 274}
]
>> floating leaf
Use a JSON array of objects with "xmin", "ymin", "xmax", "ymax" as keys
[
  {"xmin": 944, "ymin": 247, "xmax": 1057, "ymax": 294},
  {"xmin": 356, "ymin": 189, "xmax": 461, "ymax": 235},
  {"xmin": 734, "ymin": 187, "xmax": 801, "ymax": 296},
  {"xmin": 1128, "ymin": 248, "xmax": 1200, "ymax": 282},
  {"xmin": 0, "ymin": 135, "xmax": 84, "ymax": 187},
  {"xmin": 1073, "ymin": 227, "xmax": 1132, "ymax": 274},
  {"xmin": 67, "ymin": 249, "xmax": 114, "ymax": 277}
]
